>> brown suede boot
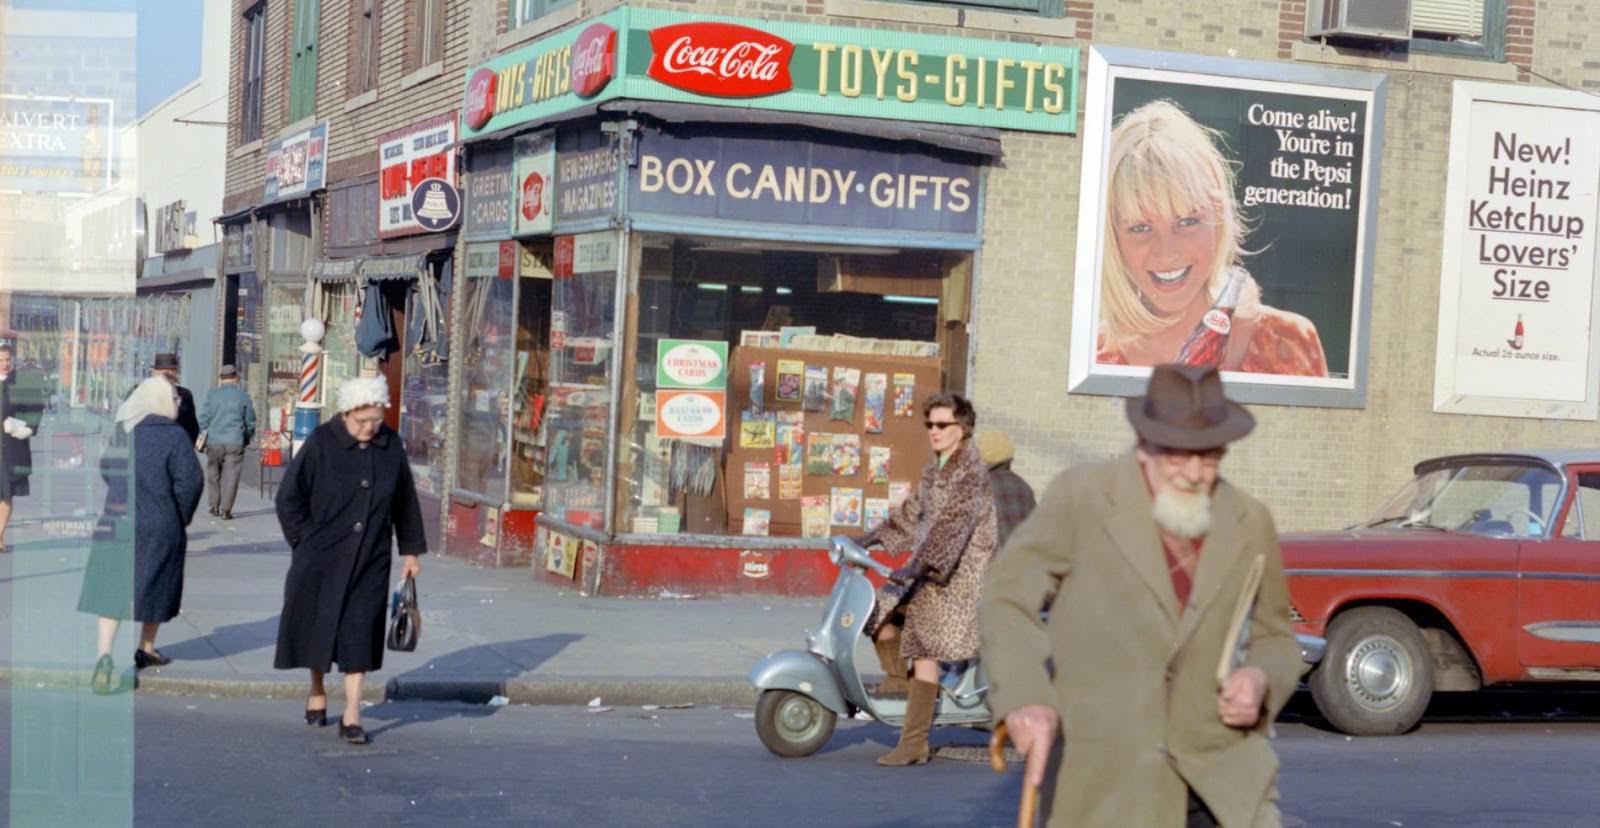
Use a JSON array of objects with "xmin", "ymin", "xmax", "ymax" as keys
[
  {"xmin": 871, "ymin": 636, "xmax": 910, "ymax": 697},
  {"xmin": 877, "ymin": 679, "xmax": 938, "ymax": 766}
]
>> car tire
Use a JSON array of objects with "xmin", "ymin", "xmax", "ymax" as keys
[{"xmin": 1310, "ymin": 606, "xmax": 1434, "ymax": 736}]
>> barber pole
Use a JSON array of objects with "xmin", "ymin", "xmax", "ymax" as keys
[{"xmin": 293, "ymin": 318, "xmax": 327, "ymax": 456}]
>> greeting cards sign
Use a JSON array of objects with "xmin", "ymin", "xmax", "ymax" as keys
[
  {"xmin": 656, "ymin": 339, "xmax": 728, "ymax": 440},
  {"xmin": 1434, "ymin": 82, "xmax": 1600, "ymax": 419}
]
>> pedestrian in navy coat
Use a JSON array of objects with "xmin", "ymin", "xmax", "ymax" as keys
[
  {"xmin": 274, "ymin": 376, "xmax": 425, "ymax": 745},
  {"xmin": 78, "ymin": 376, "xmax": 204, "ymax": 693}
]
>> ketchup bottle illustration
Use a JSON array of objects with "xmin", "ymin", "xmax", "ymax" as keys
[
  {"xmin": 1509, "ymin": 314, "xmax": 1525, "ymax": 351},
  {"xmin": 1176, "ymin": 270, "xmax": 1245, "ymax": 367}
]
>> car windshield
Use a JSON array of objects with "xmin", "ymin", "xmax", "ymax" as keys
[{"xmin": 1366, "ymin": 461, "xmax": 1562, "ymax": 538}]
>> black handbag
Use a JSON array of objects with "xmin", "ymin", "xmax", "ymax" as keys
[{"xmin": 386, "ymin": 575, "xmax": 420, "ymax": 652}]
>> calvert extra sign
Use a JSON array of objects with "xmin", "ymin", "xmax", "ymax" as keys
[
  {"xmin": 0, "ymin": 95, "xmax": 115, "ymax": 195},
  {"xmin": 460, "ymin": 8, "xmax": 1078, "ymax": 139},
  {"xmin": 629, "ymin": 130, "xmax": 980, "ymax": 236}
]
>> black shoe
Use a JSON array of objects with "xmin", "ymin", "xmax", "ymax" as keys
[
  {"xmin": 133, "ymin": 648, "xmax": 171, "ymax": 669},
  {"xmin": 221, "ymin": 512, "xmax": 233, "ymax": 521},
  {"xmin": 208, "ymin": 507, "xmax": 220, "ymax": 517},
  {"xmin": 339, "ymin": 722, "xmax": 368, "ymax": 745},
  {"xmin": 91, "ymin": 655, "xmax": 114, "ymax": 695},
  {"xmin": 305, "ymin": 702, "xmax": 327, "ymax": 727}
]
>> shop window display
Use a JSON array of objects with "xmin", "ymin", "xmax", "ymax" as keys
[
  {"xmin": 616, "ymin": 238, "xmax": 956, "ymax": 539},
  {"xmin": 313, "ymin": 280, "xmax": 365, "ymax": 402},
  {"xmin": 542, "ymin": 235, "xmax": 619, "ymax": 530},
  {"xmin": 265, "ymin": 282, "xmax": 307, "ymax": 430},
  {"xmin": 401, "ymin": 261, "xmax": 453, "ymax": 498},
  {"xmin": 454, "ymin": 264, "xmax": 515, "ymax": 501}
]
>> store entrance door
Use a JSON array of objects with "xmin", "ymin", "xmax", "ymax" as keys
[{"xmin": 377, "ymin": 279, "xmax": 410, "ymax": 433}]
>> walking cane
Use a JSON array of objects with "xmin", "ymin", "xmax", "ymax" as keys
[{"xmin": 988, "ymin": 720, "xmax": 1038, "ymax": 828}]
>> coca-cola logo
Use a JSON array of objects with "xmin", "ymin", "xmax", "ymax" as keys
[
  {"xmin": 646, "ymin": 22, "xmax": 794, "ymax": 98},
  {"xmin": 464, "ymin": 68, "xmax": 497, "ymax": 130},
  {"xmin": 570, "ymin": 23, "xmax": 617, "ymax": 98},
  {"xmin": 1202, "ymin": 309, "xmax": 1232, "ymax": 336}
]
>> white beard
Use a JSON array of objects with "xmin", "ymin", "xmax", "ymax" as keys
[{"xmin": 1152, "ymin": 485, "xmax": 1212, "ymax": 539}]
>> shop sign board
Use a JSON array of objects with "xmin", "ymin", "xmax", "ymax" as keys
[
  {"xmin": 572, "ymin": 231, "xmax": 618, "ymax": 274},
  {"xmin": 464, "ymin": 242, "xmax": 504, "ymax": 279},
  {"xmin": 223, "ymin": 221, "xmax": 255, "ymax": 273},
  {"xmin": 411, "ymin": 178, "xmax": 461, "ymax": 232},
  {"xmin": 379, "ymin": 113, "xmax": 457, "ymax": 238},
  {"xmin": 463, "ymin": 144, "xmax": 514, "ymax": 240},
  {"xmin": 0, "ymin": 94, "xmax": 115, "ymax": 195},
  {"xmin": 554, "ymin": 144, "xmax": 621, "ymax": 225},
  {"xmin": 1065, "ymin": 46, "xmax": 1386, "ymax": 409},
  {"xmin": 629, "ymin": 130, "xmax": 980, "ymax": 236},
  {"xmin": 514, "ymin": 131, "xmax": 555, "ymax": 236},
  {"xmin": 264, "ymin": 120, "xmax": 329, "ymax": 203},
  {"xmin": 656, "ymin": 339, "xmax": 728, "ymax": 389},
  {"xmin": 655, "ymin": 389, "xmax": 727, "ymax": 440},
  {"xmin": 154, "ymin": 200, "xmax": 197, "ymax": 253},
  {"xmin": 460, "ymin": 8, "xmax": 1078, "ymax": 139},
  {"xmin": 1433, "ymin": 82, "xmax": 1600, "ymax": 420}
]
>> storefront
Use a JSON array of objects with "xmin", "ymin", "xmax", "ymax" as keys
[{"xmin": 453, "ymin": 8, "xmax": 1076, "ymax": 593}]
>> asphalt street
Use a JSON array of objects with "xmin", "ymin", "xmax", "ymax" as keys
[{"xmin": 2, "ymin": 690, "xmax": 1597, "ymax": 827}]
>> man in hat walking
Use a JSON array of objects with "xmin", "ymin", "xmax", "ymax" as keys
[
  {"xmin": 980, "ymin": 364, "xmax": 1304, "ymax": 827},
  {"xmin": 153, "ymin": 353, "xmax": 201, "ymax": 444},
  {"xmin": 198, "ymin": 365, "xmax": 255, "ymax": 519}
]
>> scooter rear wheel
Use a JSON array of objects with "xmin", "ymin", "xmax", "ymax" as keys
[{"xmin": 755, "ymin": 689, "xmax": 837, "ymax": 758}]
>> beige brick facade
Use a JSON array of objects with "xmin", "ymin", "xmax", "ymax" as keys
[{"xmin": 222, "ymin": 0, "xmax": 1600, "ymax": 536}]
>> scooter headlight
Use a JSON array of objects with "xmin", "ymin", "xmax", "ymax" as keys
[{"xmin": 827, "ymin": 539, "xmax": 843, "ymax": 566}]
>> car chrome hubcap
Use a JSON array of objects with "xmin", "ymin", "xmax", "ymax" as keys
[
  {"xmin": 777, "ymin": 696, "xmax": 821, "ymax": 741},
  {"xmin": 1345, "ymin": 634, "xmax": 1412, "ymax": 712}
]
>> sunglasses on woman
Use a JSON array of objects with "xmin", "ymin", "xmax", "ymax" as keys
[{"xmin": 924, "ymin": 420, "xmax": 959, "ymax": 431}]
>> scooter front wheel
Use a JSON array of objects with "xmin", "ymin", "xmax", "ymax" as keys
[{"xmin": 755, "ymin": 689, "xmax": 837, "ymax": 758}]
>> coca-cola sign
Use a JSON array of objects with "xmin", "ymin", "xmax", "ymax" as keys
[
  {"xmin": 464, "ymin": 69, "xmax": 498, "ymax": 131},
  {"xmin": 570, "ymin": 23, "xmax": 617, "ymax": 99},
  {"xmin": 646, "ymin": 22, "xmax": 794, "ymax": 99}
]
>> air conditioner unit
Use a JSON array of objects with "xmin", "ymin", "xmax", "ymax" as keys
[{"xmin": 1306, "ymin": 0, "xmax": 1413, "ymax": 41}]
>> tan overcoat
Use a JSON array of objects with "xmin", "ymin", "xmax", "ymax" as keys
[{"xmin": 980, "ymin": 452, "xmax": 1304, "ymax": 828}]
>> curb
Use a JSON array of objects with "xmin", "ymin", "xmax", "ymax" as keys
[{"xmin": 3, "ymin": 667, "xmax": 756, "ymax": 707}]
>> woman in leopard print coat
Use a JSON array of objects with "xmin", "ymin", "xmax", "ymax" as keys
[{"xmin": 862, "ymin": 392, "xmax": 999, "ymax": 766}]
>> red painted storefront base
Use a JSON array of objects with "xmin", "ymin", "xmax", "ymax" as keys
[
  {"xmin": 442, "ymin": 498, "xmax": 540, "ymax": 568},
  {"xmin": 530, "ymin": 526, "xmax": 912, "ymax": 597}
]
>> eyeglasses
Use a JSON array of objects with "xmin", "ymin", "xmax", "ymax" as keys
[
  {"xmin": 924, "ymin": 421, "xmax": 960, "ymax": 431},
  {"xmin": 1154, "ymin": 447, "xmax": 1226, "ymax": 468}
]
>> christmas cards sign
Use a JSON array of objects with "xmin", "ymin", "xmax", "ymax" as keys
[
  {"xmin": 656, "ymin": 339, "xmax": 729, "ymax": 440},
  {"xmin": 1434, "ymin": 82, "xmax": 1600, "ymax": 419}
]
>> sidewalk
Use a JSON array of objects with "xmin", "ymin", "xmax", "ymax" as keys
[{"xmin": 1, "ymin": 484, "xmax": 823, "ymax": 707}]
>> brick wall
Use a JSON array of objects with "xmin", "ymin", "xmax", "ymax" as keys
[{"xmin": 224, "ymin": 0, "xmax": 476, "ymax": 210}]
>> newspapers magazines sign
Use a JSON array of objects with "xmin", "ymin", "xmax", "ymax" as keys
[{"xmin": 1433, "ymin": 82, "xmax": 1600, "ymax": 420}]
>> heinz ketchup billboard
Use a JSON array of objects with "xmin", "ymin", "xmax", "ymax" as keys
[{"xmin": 459, "ymin": 8, "xmax": 1078, "ymax": 139}]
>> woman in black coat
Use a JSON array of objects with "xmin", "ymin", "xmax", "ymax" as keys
[
  {"xmin": 275, "ymin": 376, "xmax": 425, "ymax": 745},
  {"xmin": 0, "ymin": 343, "xmax": 45, "ymax": 553},
  {"xmin": 79, "ymin": 376, "xmax": 205, "ymax": 693}
]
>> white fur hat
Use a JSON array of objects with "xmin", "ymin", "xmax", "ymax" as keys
[{"xmin": 336, "ymin": 375, "xmax": 390, "ymax": 414}]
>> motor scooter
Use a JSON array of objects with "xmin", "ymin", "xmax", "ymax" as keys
[{"xmin": 749, "ymin": 536, "xmax": 990, "ymax": 757}]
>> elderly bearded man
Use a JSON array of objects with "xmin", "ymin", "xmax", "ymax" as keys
[{"xmin": 980, "ymin": 364, "xmax": 1304, "ymax": 827}]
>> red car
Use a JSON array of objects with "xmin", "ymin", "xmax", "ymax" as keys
[{"xmin": 1284, "ymin": 451, "xmax": 1600, "ymax": 735}]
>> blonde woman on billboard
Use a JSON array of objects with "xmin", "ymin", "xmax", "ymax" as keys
[{"xmin": 1096, "ymin": 100, "xmax": 1329, "ymax": 377}]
